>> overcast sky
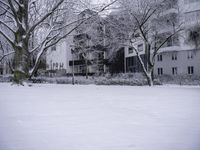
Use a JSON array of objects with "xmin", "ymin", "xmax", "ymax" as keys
[{"xmin": 92, "ymin": 0, "xmax": 111, "ymax": 4}]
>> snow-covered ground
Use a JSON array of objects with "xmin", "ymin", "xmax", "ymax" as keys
[{"xmin": 0, "ymin": 83, "xmax": 200, "ymax": 150}]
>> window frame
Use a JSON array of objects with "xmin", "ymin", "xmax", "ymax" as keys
[
  {"xmin": 157, "ymin": 54, "xmax": 163, "ymax": 62},
  {"xmin": 158, "ymin": 67, "xmax": 163, "ymax": 75},
  {"xmin": 172, "ymin": 53, "xmax": 177, "ymax": 60},
  {"xmin": 188, "ymin": 66, "xmax": 194, "ymax": 75},
  {"xmin": 172, "ymin": 67, "xmax": 178, "ymax": 75},
  {"xmin": 128, "ymin": 47, "xmax": 134, "ymax": 54}
]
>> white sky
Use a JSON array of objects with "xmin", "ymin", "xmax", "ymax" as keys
[{"xmin": 91, "ymin": 0, "xmax": 111, "ymax": 5}]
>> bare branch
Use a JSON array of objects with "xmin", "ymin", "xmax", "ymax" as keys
[
  {"xmin": 28, "ymin": 0, "xmax": 65, "ymax": 36},
  {"xmin": 0, "ymin": 20, "xmax": 15, "ymax": 33},
  {"xmin": 0, "ymin": 10, "xmax": 7, "ymax": 16},
  {"xmin": 0, "ymin": 0, "xmax": 10, "ymax": 8},
  {"xmin": 0, "ymin": 51, "xmax": 15, "ymax": 62},
  {"xmin": 7, "ymin": 0, "xmax": 19, "ymax": 24},
  {"xmin": 0, "ymin": 5, "xmax": 13, "ymax": 17},
  {"xmin": 130, "ymin": 40, "xmax": 149, "ymax": 76},
  {"xmin": 13, "ymin": 0, "xmax": 20, "ymax": 7},
  {"xmin": 154, "ymin": 29, "xmax": 182, "ymax": 56},
  {"xmin": 0, "ymin": 30, "xmax": 15, "ymax": 48}
]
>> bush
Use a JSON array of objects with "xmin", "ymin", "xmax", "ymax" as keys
[
  {"xmin": 0, "ymin": 75, "xmax": 13, "ymax": 82},
  {"xmin": 27, "ymin": 73, "xmax": 150, "ymax": 86},
  {"xmin": 5, "ymin": 73, "xmax": 200, "ymax": 86},
  {"xmin": 157, "ymin": 75, "xmax": 200, "ymax": 85}
]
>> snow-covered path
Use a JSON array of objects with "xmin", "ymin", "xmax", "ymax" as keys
[{"xmin": 0, "ymin": 83, "xmax": 200, "ymax": 150}]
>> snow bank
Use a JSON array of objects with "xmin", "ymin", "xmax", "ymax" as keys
[{"xmin": 0, "ymin": 83, "xmax": 200, "ymax": 150}]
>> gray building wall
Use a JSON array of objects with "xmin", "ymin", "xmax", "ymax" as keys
[
  {"xmin": 124, "ymin": 0, "xmax": 200, "ymax": 77},
  {"xmin": 154, "ymin": 50, "xmax": 200, "ymax": 76}
]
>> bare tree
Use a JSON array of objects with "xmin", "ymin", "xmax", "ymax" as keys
[
  {"xmin": 0, "ymin": 0, "xmax": 117, "ymax": 84},
  {"xmin": 108, "ymin": 0, "xmax": 182, "ymax": 86},
  {"xmin": 0, "ymin": 0, "xmax": 70, "ymax": 84}
]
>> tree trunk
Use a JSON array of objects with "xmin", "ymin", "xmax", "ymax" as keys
[
  {"xmin": 13, "ymin": 30, "xmax": 30, "ymax": 84},
  {"xmin": 145, "ymin": 43, "xmax": 154, "ymax": 86},
  {"xmin": 134, "ymin": 44, "xmax": 154, "ymax": 86},
  {"xmin": 12, "ymin": 1, "xmax": 30, "ymax": 85},
  {"xmin": 72, "ymin": 54, "xmax": 75, "ymax": 85},
  {"xmin": 146, "ymin": 73, "xmax": 153, "ymax": 86},
  {"xmin": 13, "ymin": 45, "xmax": 30, "ymax": 84}
]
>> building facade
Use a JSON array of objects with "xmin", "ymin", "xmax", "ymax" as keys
[
  {"xmin": 46, "ymin": 9, "xmax": 108, "ymax": 76},
  {"xmin": 125, "ymin": 0, "xmax": 200, "ymax": 76}
]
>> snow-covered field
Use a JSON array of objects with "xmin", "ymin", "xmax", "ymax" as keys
[{"xmin": 0, "ymin": 83, "xmax": 200, "ymax": 150}]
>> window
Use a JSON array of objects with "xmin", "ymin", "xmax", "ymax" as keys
[
  {"xmin": 157, "ymin": 54, "xmax": 163, "ymax": 62},
  {"xmin": 158, "ymin": 68, "xmax": 163, "ymax": 75},
  {"xmin": 56, "ymin": 63, "xmax": 58, "ymax": 69},
  {"xmin": 51, "ymin": 45, "xmax": 56, "ymax": 51},
  {"xmin": 187, "ymin": 51, "xmax": 193, "ymax": 59},
  {"xmin": 172, "ymin": 67, "xmax": 178, "ymax": 75},
  {"xmin": 99, "ymin": 65, "xmax": 104, "ymax": 72},
  {"xmin": 172, "ymin": 53, "xmax": 177, "ymax": 60},
  {"xmin": 60, "ymin": 63, "xmax": 64, "ymax": 69},
  {"xmin": 156, "ymin": 33, "xmax": 179, "ymax": 48},
  {"xmin": 79, "ymin": 65, "xmax": 86, "ymax": 73},
  {"xmin": 46, "ymin": 64, "xmax": 49, "ymax": 69},
  {"xmin": 128, "ymin": 47, "xmax": 133, "ymax": 54},
  {"xmin": 188, "ymin": 66, "xmax": 194, "ymax": 75},
  {"xmin": 0, "ymin": 68, "xmax": 3, "ymax": 75},
  {"xmin": 184, "ymin": 0, "xmax": 200, "ymax": 4},
  {"xmin": 98, "ymin": 52, "xmax": 104, "ymax": 60},
  {"xmin": 137, "ymin": 44, "xmax": 143, "ymax": 52},
  {"xmin": 166, "ymin": 36, "xmax": 173, "ymax": 47},
  {"xmin": 53, "ymin": 63, "xmax": 56, "ymax": 69}
]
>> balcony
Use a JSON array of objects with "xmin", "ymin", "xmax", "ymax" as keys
[
  {"xmin": 69, "ymin": 60, "xmax": 86, "ymax": 66},
  {"xmin": 69, "ymin": 59, "xmax": 109, "ymax": 66},
  {"xmin": 183, "ymin": 1, "xmax": 200, "ymax": 13}
]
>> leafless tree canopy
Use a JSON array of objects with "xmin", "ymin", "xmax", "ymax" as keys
[
  {"xmin": 0, "ymin": 0, "xmax": 117, "ymax": 84},
  {"xmin": 103, "ymin": 0, "xmax": 183, "ymax": 86}
]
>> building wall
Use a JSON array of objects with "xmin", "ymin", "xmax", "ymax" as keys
[
  {"xmin": 124, "ymin": 0, "xmax": 200, "ymax": 77},
  {"xmin": 46, "ymin": 34, "xmax": 74, "ymax": 74},
  {"xmin": 46, "ymin": 41, "xmax": 67, "ymax": 71},
  {"xmin": 154, "ymin": 50, "xmax": 200, "ymax": 76},
  {"xmin": 46, "ymin": 10, "xmax": 107, "ymax": 76}
]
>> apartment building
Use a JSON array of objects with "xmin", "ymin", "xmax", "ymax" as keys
[
  {"xmin": 125, "ymin": 0, "xmax": 200, "ymax": 76},
  {"xmin": 46, "ymin": 34, "xmax": 74, "ymax": 75},
  {"xmin": 46, "ymin": 9, "xmax": 108, "ymax": 76}
]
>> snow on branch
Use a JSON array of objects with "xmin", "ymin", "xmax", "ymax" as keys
[
  {"xmin": 0, "ymin": 30, "xmax": 15, "ymax": 48},
  {"xmin": 0, "ymin": 0, "xmax": 10, "ymax": 8},
  {"xmin": 46, "ymin": 0, "xmax": 119, "ymax": 49},
  {"xmin": 7, "ymin": 0, "xmax": 17, "ymax": 17},
  {"xmin": 0, "ymin": 51, "xmax": 15, "ymax": 62},
  {"xmin": 0, "ymin": 20, "xmax": 16, "ymax": 33},
  {"xmin": 0, "ymin": 4, "xmax": 15, "ymax": 20},
  {"xmin": 27, "ymin": 0, "xmax": 64, "ymax": 36},
  {"xmin": 29, "ymin": 32, "xmax": 60, "ymax": 76},
  {"xmin": 29, "ymin": 26, "xmax": 55, "ymax": 53}
]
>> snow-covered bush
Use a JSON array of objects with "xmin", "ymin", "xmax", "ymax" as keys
[
  {"xmin": 157, "ymin": 75, "xmax": 200, "ymax": 85},
  {"xmin": 0, "ymin": 75, "xmax": 13, "ymax": 82},
  {"xmin": 95, "ymin": 73, "xmax": 161, "ymax": 86},
  {"xmin": 4, "ymin": 73, "xmax": 200, "ymax": 86},
  {"xmin": 27, "ymin": 73, "xmax": 151, "ymax": 86}
]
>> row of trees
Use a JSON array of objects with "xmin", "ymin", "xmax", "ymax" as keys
[
  {"xmin": 0, "ymin": 0, "xmax": 199, "ymax": 86},
  {"xmin": 0, "ymin": 0, "xmax": 117, "ymax": 84},
  {"xmin": 103, "ymin": 0, "xmax": 183, "ymax": 86}
]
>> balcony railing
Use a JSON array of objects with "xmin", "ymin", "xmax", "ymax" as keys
[{"xmin": 69, "ymin": 59, "xmax": 109, "ymax": 66}]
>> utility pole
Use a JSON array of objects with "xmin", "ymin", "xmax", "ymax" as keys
[
  {"xmin": 103, "ymin": 23, "xmax": 106, "ymax": 73},
  {"xmin": 71, "ymin": 48, "xmax": 75, "ymax": 85}
]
